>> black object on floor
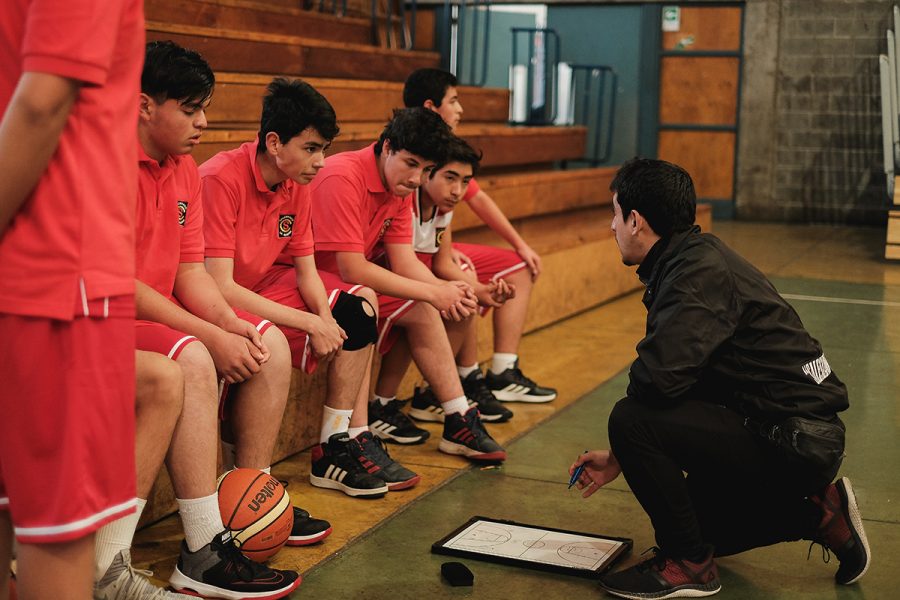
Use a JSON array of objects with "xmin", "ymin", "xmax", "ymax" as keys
[{"xmin": 441, "ymin": 561, "xmax": 474, "ymax": 586}]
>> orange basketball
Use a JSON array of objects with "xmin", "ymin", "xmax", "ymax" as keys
[{"xmin": 216, "ymin": 468, "xmax": 293, "ymax": 562}]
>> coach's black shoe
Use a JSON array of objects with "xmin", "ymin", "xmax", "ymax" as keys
[
  {"xmin": 486, "ymin": 359, "xmax": 557, "ymax": 403},
  {"xmin": 599, "ymin": 546, "xmax": 721, "ymax": 599},
  {"xmin": 408, "ymin": 386, "xmax": 476, "ymax": 423},
  {"xmin": 461, "ymin": 370, "xmax": 513, "ymax": 423},
  {"xmin": 810, "ymin": 477, "xmax": 871, "ymax": 584},
  {"xmin": 286, "ymin": 506, "xmax": 332, "ymax": 546},
  {"xmin": 439, "ymin": 407, "xmax": 507, "ymax": 462},
  {"xmin": 368, "ymin": 398, "xmax": 431, "ymax": 444},
  {"xmin": 350, "ymin": 431, "xmax": 421, "ymax": 491},
  {"xmin": 169, "ymin": 531, "xmax": 301, "ymax": 599},
  {"xmin": 309, "ymin": 433, "xmax": 388, "ymax": 498}
]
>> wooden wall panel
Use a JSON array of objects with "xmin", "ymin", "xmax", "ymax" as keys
[
  {"xmin": 662, "ymin": 6, "xmax": 742, "ymax": 51},
  {"xmin": 658, "ymin": 131, "xmax": 735, "ymax": 199},
  {"xmin": 660, "ymin": 57, "xmax": 739, "ymax": 125}
]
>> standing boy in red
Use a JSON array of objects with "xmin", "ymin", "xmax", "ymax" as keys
[
  {"xmin": 0, "ymin": 1, "xmax": 144, "ymax": 598},
  {"xmin": 403, "ymin": 68, "xmax": 558, "ymax": 404},
  {"xmin": 311, "ymin": 108, "xmax": 506, "ymax": 462},
  {"xmin": 202, "ymin": 78, "xmax": 416, "ymax": 498},
  {"xmin": 135, "ymin": 41, "xmax": 301, "ymax": 599}
]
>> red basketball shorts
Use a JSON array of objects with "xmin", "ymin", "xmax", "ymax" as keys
[
  {"xmin": 452, "ymin": 242, "xmax": 527, "ymax": 316},
  {"xmin": 0, "ymin": 297, "xmax": 137, "ymax": 543}
]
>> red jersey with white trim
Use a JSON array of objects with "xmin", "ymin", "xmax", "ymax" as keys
[
  {"xmin": 200, "ymin": 140, "xmax": 315, "ymax": 291},
  {"xmin": 0, "ymin": 0, "xmax": 144, "ymax": 319},
  {"xmin": 412, "ymin": 190, "xmax": 453, "ymax": 255},
  {"xmin": 135, "ymin": 145, "xmax": 205, "ymax": 299},
  {"xmin": 310, "ymin": 143, "xmax": 413, "ymax": 273}
]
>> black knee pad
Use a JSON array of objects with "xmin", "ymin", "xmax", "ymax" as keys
[{"xmin": 331, "ymin": 291, "xmax": 377, "ymax": 351}]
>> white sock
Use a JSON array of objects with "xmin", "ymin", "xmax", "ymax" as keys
[
  {"xmin": 347, "ymin": 425, "xmax": 368, "ymax": 439},
  {"xmin": 94, "ymin": 498, "xmax": 146, "ymax": 581},
  {"xmin": 371, "ymin": 394, "xmax": 395, "ymax": 407},
  {"xmin": 262, "ymin": 466, "xmax": 271, "ymax": 474},
  {"xmin": 320, "ymin": 406, "xmax": 353, "ymax": 444},
  {"xmin": 178, "ymin": 493, "xmax": 225, "ymax": 552},
  {"xmin": 491, "ymin": 353, "xmax": 518, "ymax": 374},
  {"xmin": 441, "ymin": 395, "xmax": 470, "ymax": 416},
  {"xmin": 221, "ymin": 440, "xmax": 236, "ymax": 472},
  {"xmin": 457, "ymin": 364, "xmax": 479, "ymax": 378}
]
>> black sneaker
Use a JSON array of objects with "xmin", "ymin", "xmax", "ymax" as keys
[
  {"xmin": 599, "ymin": 546, "xmax": 721, "ymax": 599},
  {"xmin": 486, "ymin": 359, "xmax": 557, "ymax": 403},
  {"xmin": 286, "ymin": 506, "xmax": 332, "ymax": 546},
  {"xmin": 461, "ymin": 370, "xmax": 513, "ymax": 423},
  {"xmin": 439, "ymin": 407, "xmax": 507, "ymax": 462},
  {"xmin": 350, "ymin": 431, "xmax": 421, "ymax": 491},
  {"xmin": 169, "ymin": 531, "xmax": 301, "ymax": 599},
  {"xmin": 309, "ymin": 432, "xmax": 389, "ymax": 498},
  {"xmin": 408, "ymin": 386, "xmax": 475, "ymax": 423},
  {"xmin": 368, "ymin": 398, "xmax": 431, "ymax": 444},
  {"xmin": 810, "ymin": 477, "xmax": 871, "ymax": 584}
]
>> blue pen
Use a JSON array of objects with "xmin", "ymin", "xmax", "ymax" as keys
[{"xmin": 567, "ymin": 450, "xmax": 590, "ymax": 489}]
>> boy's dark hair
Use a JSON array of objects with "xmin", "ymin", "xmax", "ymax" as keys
[
  {"xmin": 431, "ymin": 135, "xmax": 482, "ymax": 179},
  {"xmin": 142, "ymin": 41, "xmax": 215, "ymax": 105},
  {"xmin": 375, "ymin": 108, "xmax": 452, "ymax": 163},
  {"xmin": 610, "ymin": 158, "xmax": 696, "ymax": 238},
  {"xmin": 258, "ymin": 77, "xmax": 339, "ymax": 152},
  {"xmin": 403, "ymin": 68, "xmax": 458, "ymax": 108}
]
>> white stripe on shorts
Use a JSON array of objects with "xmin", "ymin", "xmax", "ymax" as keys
[{"xmin": 14, "ymin": 497, "xmax": 137, "ymax": 539}]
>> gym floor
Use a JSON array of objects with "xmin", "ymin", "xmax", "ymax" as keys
[{"xmin": 134, "ymin": 220, "xmax": 900, "ymax": 598}]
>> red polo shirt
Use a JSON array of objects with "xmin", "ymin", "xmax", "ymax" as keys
[
  {"xmin": 135, "ymin": 145, "xmax": 205, "ymax": 300},
  {"xmin": 200, "ymin": 140, "xmax": 315, "ymax": 291},
  {"xmin": 0, "ymin": 0, "xmax": 144, "ymax": 319},
  {"xmin": 310, "ymin": 143, "xmax": 413, "ymax": 274}
]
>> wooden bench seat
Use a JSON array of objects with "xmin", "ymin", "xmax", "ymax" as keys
[
  {"xmin": 146, "ymin": 22, "xmax": 440, "ymax": 81},
  {"xmin": 208, "ymin": 72, "xmax": 510, "ymax": 127}
]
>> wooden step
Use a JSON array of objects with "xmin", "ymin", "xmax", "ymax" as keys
[
  {"xmin": 208, "ymin": 72, "xmax": 510, "ymax": 127},
  {"xmin": 145, "ymin": 21, "xmax": 439, "ymax": 80},
  {"xmin": 192, "ymin": 123, "xmax": 587, "ymax": 167},
  {"xmin": 145, "ymin": 0, "xmax": 372, "ymax": 45},
  {"xmin": 886, "ymin": 209, "xmax": 900, "ymax": 260}
]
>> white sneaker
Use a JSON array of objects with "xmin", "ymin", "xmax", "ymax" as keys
[{"xmin": 94, "ymin": 549, "xmax": 194, "ymax": 600}]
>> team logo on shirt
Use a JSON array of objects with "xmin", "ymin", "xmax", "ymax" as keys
[
  {"xmin": 435, "ymin": 227, "xmax": 446, "ymax": 247},
  {"xmin": 278, "ymin": 214, "xmax": 295, "ymax": 238},
  {"xmin": 177, "ymin": 201, "xmax": 188, "ymax": 227},
  {"xmin": 377, "ymin": 218, "xmax": 393, "ymax": 241}
]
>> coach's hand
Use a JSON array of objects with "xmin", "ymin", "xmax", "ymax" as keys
[
  {"xmin": 308, "ymin": 315, "xmax": 346, "ymax": 361},
  {"xmin": 206, "ymin": 329, "xmax": 264, "ymax": 384},
  {"xmin": 515, "ymin": 243, "xmax": 542, "ymax": 280},
  {"xmin": 223, "ymin": 317, "xmax": 270, "ymax": 364},
  {"xmin": 569, "ymin": 449, "xmax": 621, "ymax": 499}
]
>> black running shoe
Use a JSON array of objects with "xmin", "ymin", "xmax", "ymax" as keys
[
  {"xmin": 286, "ymin": 506, "xmax": 332, "ymax": 546},
  {"xmin": 169, "ymin": 530, "xmax": 301, "ymax": 600},
  {"xmin": 599, "ymin": 546, "xmax": 721, "ymax": 599},
  {"xmin": 368, "ymin": 398, "xmax": 431, "ymax": 444},
  {"xmin": 461, "ymin": 370, "xmax": 513, "ymax": 423},
  {"xmin": 810, "ymin": 477, "xmax": 871, "ymax": 585},
  {"xmin": 309, "ymin": 432, "xmax": 388, "ymax": 498},
  {"xmin": 486, "ymin": 359, "xmax": 557, "ymax": 403},
  {"xmin": 350, "ymin": 431, "xmax": 421, "ymax": 491},
  {"xmin": 439, "ymin": 407, "xmax": 507, "ymax": 462},
  {"xmin": 408, "ymin": 386, "xmax": 475, "ymax": 423}
]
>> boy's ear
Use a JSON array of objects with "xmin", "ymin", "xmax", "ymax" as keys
[
  {"xmin": 423, "ymin": 99, "xmax": 438, "ymax": 113},
  {"xmin": 138, "ymin": 93, "xmax": 154, "ymax": 120},
  {"xmin": 265, "ymin": 131, "xmax": 282, "ymax": 155}
]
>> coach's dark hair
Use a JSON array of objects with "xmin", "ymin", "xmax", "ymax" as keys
[
  {"xmin": 257, "ymin": 78, "xmax": 339, "ymax": 152},
  {"xmin": 430, "ymin": 135, "xmax": 482, "ymax": 179},
  {"xmin": 142, "ymin": 41, "xmax": 215, "ymax": 105},
  {"xmin": 403, "ymin": 68, "xmax": 458, "ymax": 108},
  {"xmin": 375, "ymin": 108, "xmax": 451, "ymax": 163},
  {"xmin": 610, "ymin": 158, "xmax": 696, "ymax": 238}
]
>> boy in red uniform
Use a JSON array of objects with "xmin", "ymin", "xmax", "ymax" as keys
[
  {"xmin": 311, "ymin": 108, "xmax": 506, "ymax": 462},
  {"xmin": 402, "ymin": 68, "xmax": 558, "ymax": 405},
  {"xmin": 134, "ymin": 41, "xmax": 302, "ymax": 599},
  {"xmin": 0, "ymin": 1, "xmax": 144, "ymax": 598},
  {"xmin": 202, "ymin": 78, "xmax": 416, "ymax": 498}
]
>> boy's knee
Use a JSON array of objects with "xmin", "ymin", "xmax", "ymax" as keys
[
  {"xmin": 136, "ymin": 352, "xmax": 184, "ymax": 413},
  {"xmin": 333, "ymin": 289, "xmax": 378, "ymax": 350},
  {"xmin": 175, "ymin": 341, "xmax": 216, "ymax": 380},
  {"xmin": 262, "ymin": 325, "xmax": 290, "ymax": 358},
  {"xmin": 608, "ymin": 396, "xmax": 645, "ymax": 446}
]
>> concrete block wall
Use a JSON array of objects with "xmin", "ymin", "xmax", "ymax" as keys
[{"xmin": 738, "ymin": 0, "xmax": 892, "ymax": 224}]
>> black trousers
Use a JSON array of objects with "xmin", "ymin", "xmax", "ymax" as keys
[{"xmin": 608, "ymin": 397, "xmax": 832, "ymax": 559}]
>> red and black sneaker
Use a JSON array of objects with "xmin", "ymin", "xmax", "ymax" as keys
[
  {"xmin": 599, "ymin": 546, "xmax": 721, "ymax": 599},
  {"xmin": 438, "ymin": 407, "xmax": 507, "ymax": 462},
  {"xmin": 349, "ymin": 431, "xmax": 421, "ymax": 491},
  {"xmin": 309, "ymin": 433, "xmax": 388, "ymax": 498},
  {"xmin": 810, "ymin": 477, "xmax": 871, "ymax": 584},
  {"xmin": 286, "ymin": 506, "xmax": 332, "ymax": 546}
]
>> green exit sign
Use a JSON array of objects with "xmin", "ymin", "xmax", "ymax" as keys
[{"xmin": 662, "ymin": 6, "xmax": 681, "ymax": 32}]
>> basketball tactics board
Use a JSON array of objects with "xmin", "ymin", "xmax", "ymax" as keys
[{"xmin": 432, "ymin": 516, "xmax": 631, "ymax": 578}]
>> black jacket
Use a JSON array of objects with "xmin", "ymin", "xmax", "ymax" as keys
[{"xmin": 626, "ymin": 226, "xmax": 848, "ymax": 420}]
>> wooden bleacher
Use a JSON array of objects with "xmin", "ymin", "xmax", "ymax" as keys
[{"xmin": 140, "ymin": 0, "xmax": 711, "ymax": 525}]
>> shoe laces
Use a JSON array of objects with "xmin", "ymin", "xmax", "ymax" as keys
[
  {"xmin": 105, "ymin": 562, "xmax": 183, "ymax": 600},
  {"xmin": 213, "ymin": 535, "xmax": 274, "ymax": 583},
  {"xmin": 464, "ymin": 376, "xmax": 495, "ymax": 405},
  {"xmin": 507, "ymin": 366, "xmax": 538, "ymax": 388},
  {"xmin": 634, "ymin": 547, "xmax": 669, "ymax": 573},
  {"xmin": 356, "ymin": 432, "xmax": 393, "ymax": 467},
  {"xmin": 807, "ymin": 541, "xmax": 833, "ymax": 564}
]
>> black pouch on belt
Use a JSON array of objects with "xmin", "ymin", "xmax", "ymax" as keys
[{"xmin": 744, "ymin": 414, "xmax": 846, "ymax": 481}]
